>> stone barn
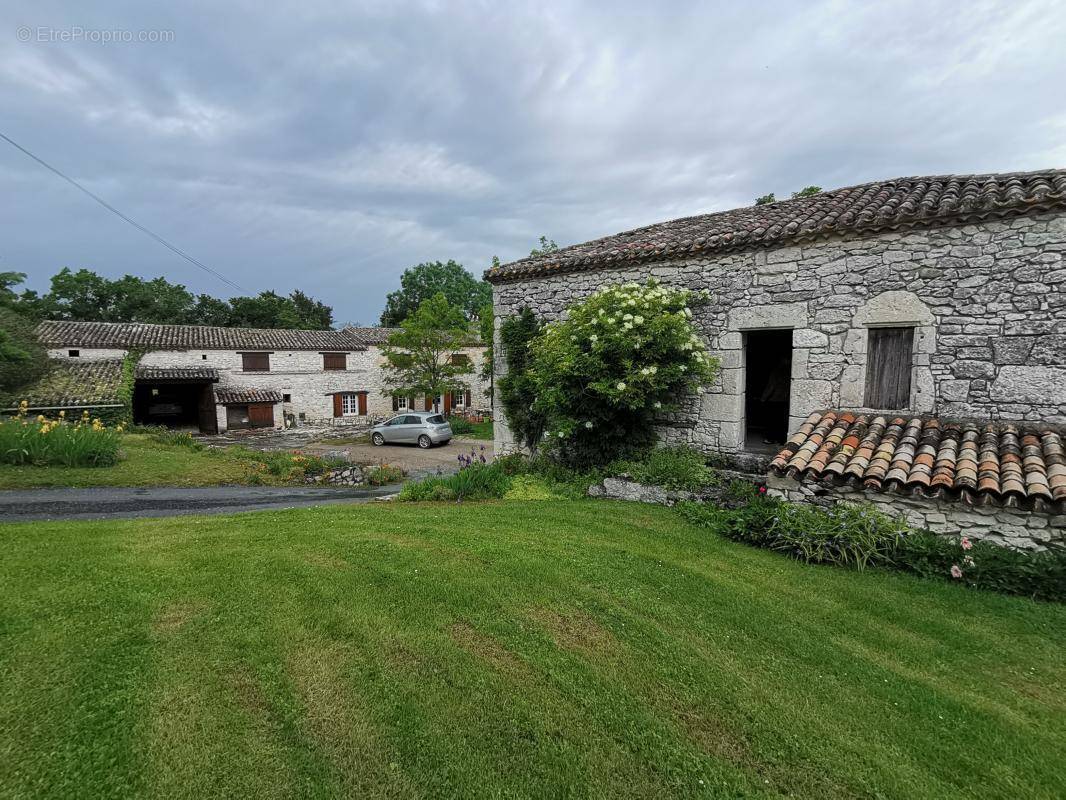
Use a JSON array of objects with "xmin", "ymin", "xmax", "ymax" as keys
[{"xmin": 486, "ymin": 169, "xmax": 1066, "ymax": 549}]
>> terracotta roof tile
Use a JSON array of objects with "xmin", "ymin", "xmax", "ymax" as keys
[
  {"xmin": 135, "ymin": 366, "xmax": 220, "ymax": 381},
  {"xmin": 37, "ymin": 320, "xmax": 367, "ymax": 351},
  {"xmin": 4, "ymin": 359, "xmax": 123, "ymax": 408},
  {"xmin": 486, "ymin": 169, "xmax": 1066, "ymax": 283},
  {"xmin": 214, "ymin": 388, "xmax": 283, "ymax": 405},
  {"xmin": 770, "ymin": 410, "xmax": 1066, "ymax": 512}
]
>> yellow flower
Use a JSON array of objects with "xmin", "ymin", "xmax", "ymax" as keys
[
  {"xmin": 58, "ymin": 410, "xmax": 65, "ymax": 418},
  {"xmin": 115, "ymin": 425, "xmax": 124, "ymax": 433},
  {"xmin": 36, "ymin": 415, "xmax": 45, "ymax": 423}
]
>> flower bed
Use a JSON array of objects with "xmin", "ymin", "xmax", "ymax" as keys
[{"xmin": 0, "ymin": 403, "xmax": 122, "ymax": 467}]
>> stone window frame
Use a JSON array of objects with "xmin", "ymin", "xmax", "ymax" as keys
[{"xmin": 842, "ymin": 291, "xmax": 935, "ymax": 414}]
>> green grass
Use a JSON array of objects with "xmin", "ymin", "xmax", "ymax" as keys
[
  {"xmin": 461, "ymin": 419, "xmax": 494, "ymax": 440},
  {"xmin": 1, "ymin": 501, "xmax": 1062, "ymax": 799},
  {"xmin": 0, "ymin": 434, "xmax": 286, "ymax": 488}
]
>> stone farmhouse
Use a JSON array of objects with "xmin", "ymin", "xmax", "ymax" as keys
[
  {"xmin": 21, "ymin": 320, "xmax": 489, "ymax": 433},
  {"xmin": 487, "ymin": 169, "xmax": 1066, "ymax": 549}
]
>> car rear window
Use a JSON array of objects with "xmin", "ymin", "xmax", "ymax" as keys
[{"xmin": 427, "ymin": 415, "xmax": 446, "ymax": 424}]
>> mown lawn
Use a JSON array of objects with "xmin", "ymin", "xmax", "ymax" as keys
[
  {"xmin": 1, "ymin": 501, "xmax": 1063, "ymax": 799},
  {"xmin": 0, "ymin": 434, "xmax": 277, "ymax": 489}
]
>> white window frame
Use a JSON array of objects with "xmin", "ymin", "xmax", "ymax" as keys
[
  {"xmin": 341, "ymin": 392, "xmax": 360, "ymax": 416},
  {"xmin": 396, "ymin": 395, "xmax": 409, "ymax": 411},
  {"xmin": 453, "ymin": 389, "xmax": 466, "ymax": 408}
]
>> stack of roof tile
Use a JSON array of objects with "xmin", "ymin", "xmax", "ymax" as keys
[{"xmin": 770, "ymin": 411, "xmax": 1066, "ymax": 511}]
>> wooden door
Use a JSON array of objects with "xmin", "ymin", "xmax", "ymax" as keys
[
  {"xmin": 248, "ymin": 403, "xmax": 275, "ymax": 428},
  {"xmin": 864, "ymin": 327, "xmax": 915, "ymax": 409},
  {"xmin": 197, "ymin": 384, "xmax": 218, "ymax": 434}
]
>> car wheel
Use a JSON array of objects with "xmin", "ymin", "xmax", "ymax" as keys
[
  {"xmin": 372, "ymin": 432, "xmax": 385, "ymax": 446},
  {"xmin": 417, "ymin": 434, "xmax": 432, "ymax": 449}
]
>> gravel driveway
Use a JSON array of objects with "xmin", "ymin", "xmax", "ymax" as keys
[{"xmin": 303, "ymin": 437, "xmax": 493, "ymax": 476}]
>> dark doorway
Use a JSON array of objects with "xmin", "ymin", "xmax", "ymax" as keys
[
  {"xmin": 744, "ymin": 330, "xmax": 793, "ymax": 449},
  {"xmin": 133, "ymin": 382, "xmax": 217, "ymax": 433}
]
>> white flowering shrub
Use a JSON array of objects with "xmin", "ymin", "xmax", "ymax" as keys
[{"xmin": 529, "ymin": 279, "xmax": 718, "ymax": 466}]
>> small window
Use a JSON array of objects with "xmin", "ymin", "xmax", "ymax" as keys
[
  {"xmin": 202, "ymin": 354, "xmax": 208, "ymax": 360},
  {"xmin": 427, "ymin": 414, "xmax": 446, "ymax": 425},
  {"xmin": 341, "ymin": 392, "xmax": 359, "ymax": 416},
  {"xmin": 68, "ymin": 349, "xmax": 80, "ymax": 357},
  {"xmin": 282, "ymin": 393, "xmax": 292, "ymax": 403},
  {"xmin": 396, "ymin": 396, "xmax": 409, "ymax": 410},
  {"xmin": 449, "ymin": 353, "xmax": 471, "ymax": 366},
  {"xmin": 242, "ymin": 352, "xmax": 270, "ymax": 372},
  {"xmin": 323, "ymin": 352, "xmax": 347, "ymax": 370},
  {"xmin": 864, "ymin": 327, "xmax": 915, "ymax": 409},
  {"xmin": 403, "ymin": 415, "xmax": 423, "ymax": 425},
  {"xmin": 386, "ymin": 416, "xmax": 404, "ymax": 427}
]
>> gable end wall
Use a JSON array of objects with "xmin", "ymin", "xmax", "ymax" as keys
[{"xmin": 492, "ymin": 212, "xmax": 1066, "ymax": 454}]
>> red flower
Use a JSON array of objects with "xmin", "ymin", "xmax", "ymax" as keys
[{"xmin": 758, "ymin": 485, "xmax": 767, "ymax": 494}]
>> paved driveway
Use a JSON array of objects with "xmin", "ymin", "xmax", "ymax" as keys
[{"xmin": 0, "ymin": 485, "xmax": 400, "ymax": 522}]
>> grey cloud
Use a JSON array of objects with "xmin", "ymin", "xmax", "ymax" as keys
[{"xmin": 2, "ymin": 0, "xmax": 1064, "ymax": 323}]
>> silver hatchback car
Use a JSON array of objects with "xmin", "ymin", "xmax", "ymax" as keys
[{"xmin": 371, "ymin": 411, "xmax": 453, "ymax": 448}]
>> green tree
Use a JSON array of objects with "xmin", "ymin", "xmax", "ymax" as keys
[
  {"xmin": 380, "ymin": 293, "xmax": 473, "ymax": 411},
  {"xmin": 497, "ymin": 307, "xmax": 547, "ymax": 453},
  {"xmin": 380, "ymin": 260, "xmax": 490, "ymax": 326},
  {"xmin": 791, "ymin": 186, "xmax": 822, "ymax": 199},
  {"xmin": 754, "ymin": 193, "xmax": 776, "ymax": 206},
  {"xmin": 477, "ymin": 301, "xmax": 494, "ymax": 399},
  {"xmin": 192, "ymin": 294, "xmax": 234, "ymax": 326},
  {"xmin": 0, "ymin": 307, "xmax": 48, "ymax": 397},
  {"xmin": 22, "ymin": 268, "xmax": 334, "ymax": 329}
]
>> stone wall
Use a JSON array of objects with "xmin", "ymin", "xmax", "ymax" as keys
[
  {"xmin": 766, "ymin": 474, "xmax": 1065, "ymax": 552},
  {"xmin": 492, "ymin": 212, "xmax": 1066, "ymax": 454},
  {"xmin": 50, "ymin": 344, "xmax": 490, "ymax": 431}
]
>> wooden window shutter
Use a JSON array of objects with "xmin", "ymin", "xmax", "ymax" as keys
[
  {"xmin": 444, "ymin": 391, "xmax": 452, "ymax": 411},
  {"xmin": 323, "ymin": 352, "xmax": 346, "ymax": 370},
  {"xmin": 392, "ymin": 395, "xmax": 399, "ymax": 411},
  {"xmin": 357, "ymin": 392, "xmax": 367, "ymax": 415},
  {"xmin": 465, "ymin": 389, "xmax": 471, "ymax": 406},
  {"xmin": 425, "ymin": 395, "xmax": 433, "ymax": 411},
  {"xmin": 242, "ymin": 352, "xmax": 270, "ymax": 372},
  {"xmin": 332, "ymin": 393, "xmax": 342, "ymax": 418},
  {"xmin": 864, "ymin": 327, "xmax": 915, "ymax": 409}
]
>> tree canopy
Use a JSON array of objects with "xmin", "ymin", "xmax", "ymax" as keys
[
  {"xmin": 380, "ymin": 293, "xmax": 473, "ymax": 409},
  {"xmin": 380, "ymin": 260, "xmax": 490, "ymax": 326},
  {"xmin": 2, "ymin": 269, "xmax": 333, "ymax": 329},
  {"xmin": 0, "ymin": 307, "xmax": 48, "ymax": 397}
]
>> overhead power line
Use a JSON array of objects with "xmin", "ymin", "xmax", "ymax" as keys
[{"xmin": 0, "ymin": 130, "xmax": 248, "ymax": 293}]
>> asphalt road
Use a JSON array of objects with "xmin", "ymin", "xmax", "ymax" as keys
[{"xmin": 0, "ymin": 484, "xmax": 401, "ymax": 522}]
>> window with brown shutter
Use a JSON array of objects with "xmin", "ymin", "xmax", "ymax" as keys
[
  {"xmin": 864, "ymin": 327, "xmax": 915, "ymax": 409},
  {"xmin": 449, "ymin": 353, "xmax": 471, "ymax": 366},
  {"xmin": 322, "ymin": 352, "xmax": 346, "ymax": 370},
  {"xmin": 241, "ymin": 352, "xmax": 270, "ymax": 372}
]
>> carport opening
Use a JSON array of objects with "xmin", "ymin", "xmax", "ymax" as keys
[
  {"xmin": 132, "ymin": 382, "xmax": 216, "ymax": 433},
  {"xmin": 744, "ymin": 330, "xmax": 792, "ymax": 450}
]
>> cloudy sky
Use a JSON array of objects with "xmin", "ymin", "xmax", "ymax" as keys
[{"xmin": 3, "ymin": 1, "xmax": 1065, "ymax": 324}]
